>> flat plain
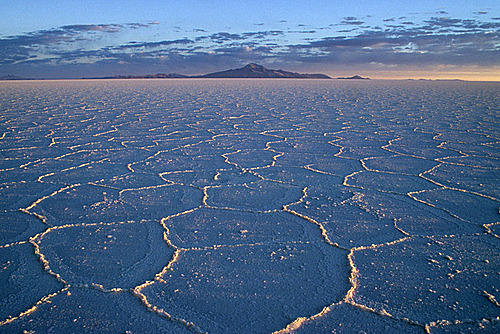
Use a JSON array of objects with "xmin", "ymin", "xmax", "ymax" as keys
[{"xmin": 0, "ymin": 79, "xmax": 499, "ymax": 333}]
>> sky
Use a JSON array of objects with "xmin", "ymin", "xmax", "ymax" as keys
[{"xmin": 1, "ymin": 0, "xmax": 499, "ymax": 80}]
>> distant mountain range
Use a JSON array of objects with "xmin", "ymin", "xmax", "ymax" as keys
[
  {"xmin": 91, "ymin": 73, "xmax": 189, "ymax": 79},
  {"xmin": 1, "ymin": 64, "xmax": 372, "ymax": 80},
  {"xmin": 83, "ymin": 63, "xmax": 332, "ymax": 79},
  {"xmin": 0, "ymin": 75, "xmax": 34, "ymax": 80}
]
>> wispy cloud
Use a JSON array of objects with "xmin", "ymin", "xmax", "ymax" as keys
[
  {"xmin": 341, "ymin": 17, "xmax": 365, "ymax": 25},
  {"xmin": 115, "ymin": 38, "xmax": 193, "ymax": 50}
]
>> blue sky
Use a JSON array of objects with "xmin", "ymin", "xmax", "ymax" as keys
[{"xmin": 1, "ymin": 0, "xmax": 499, "ymax": 79}]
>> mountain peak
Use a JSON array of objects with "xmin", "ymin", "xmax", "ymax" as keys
[
  {"xmin": 200, "ymin": 63, "xmax": 331, "ymax": 79},
  {"xmin": 243, "ymin": 63, "xmax": 265, "ymax": 70}
]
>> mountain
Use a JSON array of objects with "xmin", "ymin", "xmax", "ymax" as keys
[
  {"xmin": 86, "ymin": 73, "xmax": 188, "ymax": 79},
  {"xmin": 337, "ymin": 75, "xmax": 370, "ymax": 80},
  {"xmin": 0, "ymin": 75, "xmax": 33, "ymax": 80},
  {"xmin": 199, "ymin": 63, "xmax": 331, "ymax": 79}
]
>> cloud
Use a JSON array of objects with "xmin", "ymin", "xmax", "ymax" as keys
[
  {"xmin": 285, "ymin": 25, "xmax": 500, "ymax": 68},
  {"xmin": 115, "ymin": 38, "xmax": 193, "ymax": 50},
  {"xmin": 195, "ymin": 30, "xmax": 284, "ymax": 44},
  {"xmin": 127, "ymin": 23, "xmax": 151, "ymax": 29},
  {"xmin": 288, "ymin": 30, "xmax": 317, "ymax": 34},
  {"xmin": 199, "ymin": 32, "xmax": 246, "ymax": 43},
  {"xmin": 0, "ymin": 22, "xmax": 157, "ymax": 66},
  {"xmin": 242, "ymin": 31, "xmax": 284, "ymax": 39},
  {"xmin": 60, "ymin": 24, "xmax": 123, "ymax": 32},
  {"xmin": 421, "ymin": 17, "xmax": 500, "ymax": 31},
  {"xmin": 2, "ymin": 14, "xmax": 499, "ymax": 78},
  {"xmin": 278, "ymin": 13, "xmax": 500, "ymax": 70},
  {"xmin": 0, "ymin": 23, "xmax": 147, "ymax": 50},
  {"xmin": 423, "ymin": 17, "xmax": 464, "ymax": 27},
  {"xmin": 341, "ymin": 17, "xmax": 365, "ymax": 25}
]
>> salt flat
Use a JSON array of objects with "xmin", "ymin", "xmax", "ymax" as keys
[{"xmin": 0, "ymin": 79, "xmax": 499, "ymax": 333}]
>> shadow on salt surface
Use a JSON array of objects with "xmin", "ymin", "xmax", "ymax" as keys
[
  {"xmin": 31, "ymin": 185, "xmax": 130, "ymax": 225},
  {"xmin": 143, "ymin": 243, "xmax": 348, "ymax": 334},
  {"xmin": 363, "ymin": 155, "xmax": 439, "ymax": 175},
  {"xmin": 164, "ymin": 208, "xmax": 324, "ymax": 248},
  {"xmin": 353, "ymin": 235, "xmax": 500, "ymax": 325},
  {"xmin": 304, "ymin": 156, "xmax": 362, "ymax": 176},
  {"xmin": 56, "ymin": 140, "xmax": 125, "ymax": 151},
  {"xmin": 0, "ymin": 163, "xmax": 64, "ymax": 183},
  {"xmin": 35, "ymin": 221, "xmax": 173, "ymax": 288},
  {"xmin": 1, "ymin": 288, "xmax": 191, "ymax": 334},
  {"xmin": 425, "ymin": 164, "xmax": 500, "ymax": 199},
  {"xmin": 120, "ymin": 184, "xmax": 203, "ymax": 218},
  {"xmin": 132, "ymin": 153, "xmax": 228, "ymax": 174},
  {"xmin": 333, "ymin": 136, "xmax": 392, "ymax": 150},
  {"xmin": 255, "ymin": 166, "xmax": 343, "ymax": 186},
  {"xmin": 160, "ymin": 169, "xmax": 226, "ymax": 187},
  {"xmin": 413, "ymin": 189, "xmax": 500, "ymax": 225},
  {"xmin": 212, "ymin": 169, "xmax": 261, "ymax": 186},
  {"xmin": 386, "ymin": 145, "xmax": 462, "ymax": 160},
  {"xmin": 205, "ymin": 180, "xmax": 302, "ymax": 211},
  {"xmin": 437, "ymin": 131, "xmax": 497, "ymax": 148},
  {"xmin": 388, "ymin": 132, "xmax": 441, "ymax": 148},
  {"xmin": 0, "ymin": 243, "xmax": 63, "ymax": 322},
  {"xmin": 0, "ymin": 145, "xmax": 73, "ymax": 161},
  {"xmin": 230, "ymin": 117, "xmax": 293, "ymax": 133},
  {"xmin": 93, "ymin": 172, "xmax": 171, "ymax": 189},
  {"xmin": 264, "ymin": 128, "xmax": 318, "ymax": 139},
  {"xmin": 31, "ymin": 184, "xmax": 203, "ymax": 224},
  {"xmin": 287, "ymin": 187, "xmax": 404, "ymax": 248},
  {"xmin": 334, "ymin": 146, "xmax": 394, "ymax": 159},
  {"xmin": 172, "ymin": 141, "xmax": 236, "ymax": 158},
  {"xmin": 148, "ymin": 136, "xmax": 212, "ymax": 152},
  {"xmin": 84, "ymin": 148, "xmax": 153, "ymax": 164},
  {"xmin": 438, "ymin": 156, "xmax": 500, "ymax": 169},
  {"xmin": 441, "ymin": 142, "xmax": 500, "ymax": 158},
  {"xmin": 210, "ymin": 133, "xmax": 277, "ymax": 150},
  {"xmin": 162, "ymin": 168, "xmax": 261, "ymax": 187},
  {"xmin": 349, "ymin": 190, "xmax": 482, "ymax": 236},
  {"xmin": 346, "ymin": 171, "xmax": 439, "ymax": 194},
  {"xmin": 0, "ymin": 182, "xmax": 60, "ymax": 211},
  {"xmin": 275, "ymin": 154, "xmax": 361, "ymax": 174},
  {"xmin": 145, "ymin": 128, "xmax": 205, "ymax": 140},
  {"xmin": 40, "ymin": 160, "xmax": 130, "ymax": 184},
  {"xmin": 266, "ymin": 139, "xmax": 341, "ymax": 156},
  {"xmin": 0, "ymin": 212, "xmax": 46, "ymax": 245},
  {"xmin": 293, "ymin": 303, "xmax": 420, "ymax": 333}
]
